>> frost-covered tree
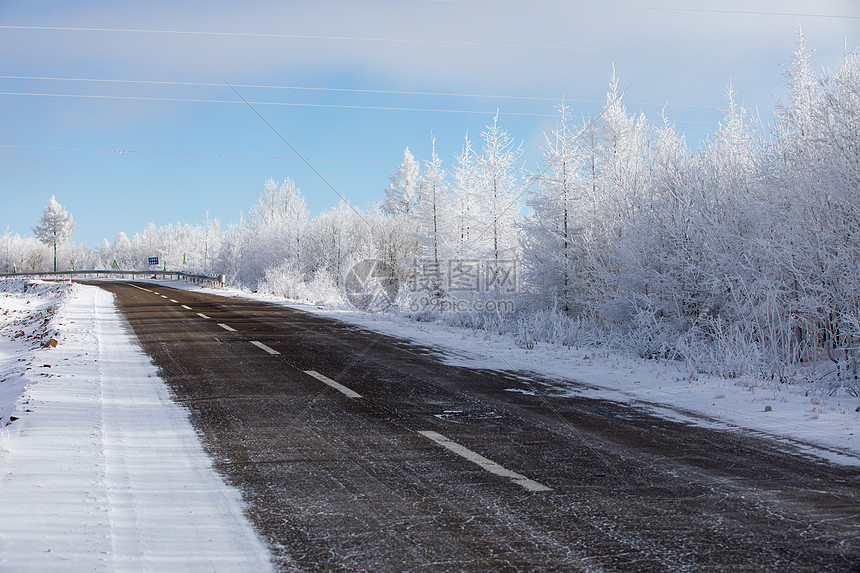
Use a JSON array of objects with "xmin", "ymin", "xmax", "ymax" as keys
[
  {"xmin": 1, "ymin": 232, "xmax": 46, "ymax": 273},
  {"xmin": 474, "ymin": 112, "xmax": 523, "ymax": 262},
  {"xmin": 219, "ymin": 179, "xmax": 309, "ymax": 287},
  {"xmin": 765, "ymin": 47, "xmax": 860, "ymax": 378},
  {"xmin": 523, "ymin": 104, "xmax": 588, "ymax": 313},
  {"xmin": 109, "ymin": 232, "xmax": 134, "ymax": 269},
  {"xmin": 135, "ymin": 223, "xmax": 164, "ymax": 269},
  {"xmin": 372, "ymin": 206, "xmax": 419, "ymax": 289},
  {"xmin": 450, "ymin": 133, "xmax": 480, "ymax": 262},
  {"xmin": 2, "ymin": 227, "xmax": 12, "ymax": 273},
  {"xmin": 413, "ymin": 137, "xmax": 452, "ymax": 268},
  {"xmin": 200, "ymin": 213, "xmax": 221, "ymax": 274},
  {"xmin": 22, "ymin": 238, "xmax": 47, "ymax": 272},
  {"xmin": 776, "ymin": 29, "xmax": 817, "ymax": 143},
  {"xmin": 250, "ymin": 178, "xmax": 309, "ymax": 264},
  {"xmin": 33, "ymin": 195, "xmax": 75, "ymax": 272},
  {"xmin": 383, "ymin": 147, "xmax": 420, "ymax": 216},
  {"xmin": 578, "ymin": 70, "xmax": 652, "ymax": 325},
  {"xmin": 217, "ymin": 218, "xmax": 249, "ymax": 285},
  {"xmin": 595, "ymin": 68, "xmax": 652, "ymax": 231}
]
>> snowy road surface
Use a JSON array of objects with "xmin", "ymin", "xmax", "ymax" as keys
[
  {"xmin": 88, "ymin": 280, "xmax": 860, "ymax": 572},
  {"xmin": 0, "ymin": 284, "xmax": 273, "ymax": 571}
]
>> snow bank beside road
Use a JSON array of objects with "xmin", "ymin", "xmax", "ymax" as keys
[
  {"xmin": 0, "ymin": 279, "xmax": 71, "ymax": 428},
  {"xmin": 0, "ymin": 281, "xmax": 273, "ymax": 571}
]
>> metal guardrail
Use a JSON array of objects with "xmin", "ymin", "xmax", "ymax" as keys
[{"xmin": 0, "ymin": 270, "xmax": 226, "ymax": 289}]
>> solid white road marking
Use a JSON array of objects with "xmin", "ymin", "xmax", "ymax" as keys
[
  {"xmin": 197, "ymin": 313, "xmax": 210, "ymax": 319},
  {"xmin": 181, "ymin": 305, "xmax": 192, "ymax": 310},
  {"xmin": 250, "ymin": 341, "xmax": 280, "ymax": 355},
  {"xmin": 417, "ymin": 430, "xmax": 552, "ymax": 492},
  {"xmin": 304, "ymin": 370, "xmax": 362, "ymax": 399},
  {"xmin": 218, "ymin": 323, "xmax": 237, "ymax": 332}
]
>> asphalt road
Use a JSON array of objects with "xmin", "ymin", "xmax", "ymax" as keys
[{"xmin": 87, "ymin": 281, "xmax": 860, "ymax": 572}]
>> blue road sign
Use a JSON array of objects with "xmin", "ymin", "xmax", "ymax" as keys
[{"xmin": 148, "ymin": 257, "xmax": 159, "ymax": 266}]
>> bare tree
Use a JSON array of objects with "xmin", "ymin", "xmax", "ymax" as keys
[{"xmin": 33, "ymin": 195, "xmax": 75, "ymax": 272}]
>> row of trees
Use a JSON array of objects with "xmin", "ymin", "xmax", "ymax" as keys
[
  {"xmin": 2, "ymin": 196, "xmax": 76, "ymax": 273},
  {"xmin": 510, "ymin": 37, "xmax": 860, "ymax": 388},
  {"xmin": 6, "ymin": 37, "xmax": 857, "ymax": 391},
  {"xmin": 2, "ymin": 213, "xmax": 221, "ymax": 276},
  {"xmin": 249, "ymin": 37, "xmax": 859, "ymax": 389}
]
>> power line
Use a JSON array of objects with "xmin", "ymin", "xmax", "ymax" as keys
[
  {"xmin": 424, "ymin": 0, "xmax": 860, "ymax": 20},
  {"xmin": 0, "ymin": 144, "xmax": 399, "ymax": 164},
  {"xmin": 0, "ymin": 90, "xmax": 561, "ymax": 117},
  {"xmin": 222, "ymin": 80, "xmax": 375, "ymax": 228},
  {"xmin": 0, "ymin": 75, "xmax": 724, "ymax": 110},
  {"xmin": 0, "ymin": 25, "xmax": 787, "ymax": 62},
  {"xmin": 0, "ymin": 90, "xmax": 722, "ymax": 125},
  {"xmin": 1, "ymin": 75, "xmax": 562, "ymax": 103}
]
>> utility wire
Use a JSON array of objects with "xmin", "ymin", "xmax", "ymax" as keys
[
  {"xmin": 0, "ymin": 75, "xmax": 724, "ymax": 110},
  {"xmin": 0, "ymin": 91, "xmax": 558, "ymax": 117},
  {"xmin": 0, "ymin": 144, "xmax": 398, "ymax": 164},
  {"xmin": 222, "ymin": 80, "xmax": 374, "ymax": 226},
  {"xmin": 0, "ymin": 91, "xmax": 718, "ymax": 124},
  {"xmin": 0, "ymin": 25, "xmax": 788, "ymax": 61},
  {"xmin": 424, "ymin": 0, "xmax": 860, "ymax": 20}
]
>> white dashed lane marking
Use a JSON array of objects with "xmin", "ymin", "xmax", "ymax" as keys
[
  {"xmin": 418, "ymin": 430, "xmax": 552, "ymax": 492},
  {"xmin": 304, "ymin": 370, "xmax": 362, "ymax": 399},
  {"xmin": 250, "ymin": 341, "xmax": 280, "ymax": 355},
  {"xmin": 132, "ymin": 285, "xmax": 551, "ymax": 495},
  {"xmin": 132, "ymin": 284, "xmax": 547, "ymax": 493}
]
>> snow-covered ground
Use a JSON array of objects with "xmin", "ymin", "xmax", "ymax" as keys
[
  {"xmin": 0, "ymin": 279, "xmax": 273, "ymax": 571},
  {"xmin": 161, "ymin": 280, "xmax": 860, "ymax": 467}
]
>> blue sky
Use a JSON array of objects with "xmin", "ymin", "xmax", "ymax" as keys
[{"xmin": 1, "ymin": 0, "xmax": 858, "ymax": 247}]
